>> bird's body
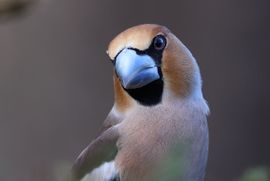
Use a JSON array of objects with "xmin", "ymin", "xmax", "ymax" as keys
[
  {"xmin": 115, "ymin": 100, "xmax": 208, "ymax": 181},
  {"xmin": 72, "ymin": 24, "xmax": 209, "ymax": 181}
]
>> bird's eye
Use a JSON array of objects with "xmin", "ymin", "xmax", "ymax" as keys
[{"xmin": 153, "ymin": 35, "xmax": 166, "ymax": 50}]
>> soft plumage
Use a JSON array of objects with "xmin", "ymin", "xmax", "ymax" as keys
[{"xmin": 72, "ymin": 24, "xmax": 209, "ymax": 181}]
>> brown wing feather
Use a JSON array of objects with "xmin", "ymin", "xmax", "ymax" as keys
[
  {"xmin": 100, "ymin": 108, "xmax": 123, "ymax": 133},
  {"xmin": 71, "ymin": 126, "xmax": 120, "ymax": 180}
]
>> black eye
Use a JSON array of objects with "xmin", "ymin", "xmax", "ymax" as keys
[{"xmin": 153, "ymin": 35, "xmax": 166, "ymax": 50}]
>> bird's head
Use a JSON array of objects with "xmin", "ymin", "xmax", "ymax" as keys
[{"xmin": 107, "ymin": 24, "xmax": 203, "ymax": 110}]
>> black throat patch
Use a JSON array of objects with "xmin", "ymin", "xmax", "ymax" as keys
[{"xmin": 124, "ymin": 77, "xmax": 163, "ymax": 106}]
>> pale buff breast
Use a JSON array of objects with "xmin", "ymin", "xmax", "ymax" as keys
[{"xmin": 114, "ymin": 100, "xmax": 208, "ymax": 181}]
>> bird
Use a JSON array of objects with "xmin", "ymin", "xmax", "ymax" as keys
[{"xmin": 71, "ymin": 24, "xmax": 209, "ymax": 181}]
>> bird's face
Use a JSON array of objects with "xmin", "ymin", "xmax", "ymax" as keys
[
  {"xmin": 107, "ymin": 24, "xmax": 200, "ymax": 107},
  {"xmin": 112, "ymin": 34, "xmax": 166, "ymax": 90}
]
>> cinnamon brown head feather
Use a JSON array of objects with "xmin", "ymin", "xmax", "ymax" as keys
[{"xmin": 107, "ymin": 24, "xmax": 200, "ymax": 110}]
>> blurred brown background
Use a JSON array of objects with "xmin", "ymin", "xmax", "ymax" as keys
[{"xmin": 0, "ymin": 0, "xmax": 269, "ymax": 180}]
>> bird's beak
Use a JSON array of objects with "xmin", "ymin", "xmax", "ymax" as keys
[{"xmin": 115, "ymin": 48, "xmax": 160, "ymax": 89}]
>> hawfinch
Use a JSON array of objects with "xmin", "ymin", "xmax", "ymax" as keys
[{"xmin": 72, "ymin": 24, "xmax": 209, "ymax": 181}]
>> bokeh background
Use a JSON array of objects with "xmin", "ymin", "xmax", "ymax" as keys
[{"xmin": 0, "ymin": 0, "xmax": 269, "ymax": 180}]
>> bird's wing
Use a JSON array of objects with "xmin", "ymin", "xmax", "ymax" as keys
[
  {"xmin": 99, "ymin": 108, "xmax": 124, "ymax": 132},
  {"xmin": 71, "ymin": 125, "xmax": 120, "ymax": 180}
]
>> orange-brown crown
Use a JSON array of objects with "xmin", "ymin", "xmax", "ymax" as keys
[{"xmin": 107, "ymin": 24, "xmax": 170, "ymax": 60}]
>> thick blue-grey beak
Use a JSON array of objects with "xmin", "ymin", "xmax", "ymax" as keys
[{"xmin": 115, "ymin": 48, "xmax": 160, "ymax": 89}]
